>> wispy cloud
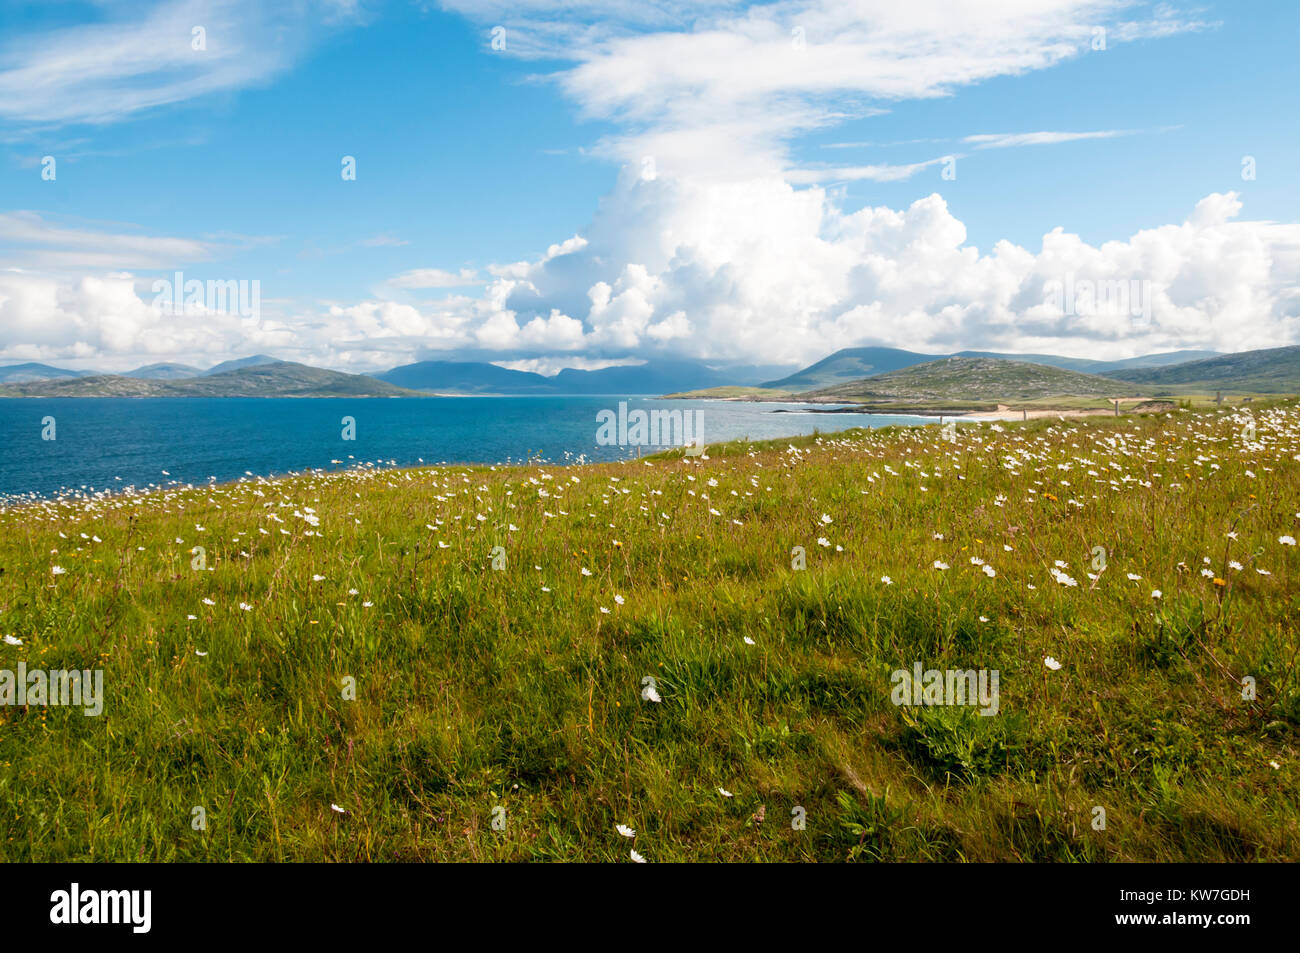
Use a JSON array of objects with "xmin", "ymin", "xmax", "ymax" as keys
[
  {"xmin": 388, "ymin": 267, "xmax": 482, "ymax": 289},
  {"xmin": 0, "ymin": 0, "xmax": 363, "ymax": 126},
  {"xmin": 0, "ymin": 211, "xmax": 217, "ymax": 270},
  {"xmin": 787, "ymin": 156, "xmax": 951, "ymax": 184},
  {"xmin": 963, "ymin": 129, "xmax": 1131, "ymax": 149},
  {"xmin": 441, "ymin": 0, "xmax": 1215, "ymax": 178}
]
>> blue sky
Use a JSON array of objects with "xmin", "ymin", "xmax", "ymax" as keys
[{"xmin": 1, "ymin": 0, "xmax": 1298, "ymax": 373}]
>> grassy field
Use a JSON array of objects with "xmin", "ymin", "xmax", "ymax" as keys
[{"xmin": 1, "ymin": 402, "xmax": 1297, "ymax": 862}]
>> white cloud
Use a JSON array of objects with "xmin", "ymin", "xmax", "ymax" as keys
[
  {"xmin": 449, "ymin": 176, "xmax": 1300, "ymax": 365},
  {"xmin": 0, "ymin": 211, "xmax": 217, "ymax": 271},
  {"xmin": 388, "ymin": 268, "xmax": 482, "ymax": 289},
  {"xmin": 493, "ymin": 356, "xmax": 644, "ymax": 376},
  {"xmin": 786, "ymin": 156, "xmax": 950, "ymax": 184},
  {"xmin": 8, "ymin": 1, "xmax": 1276, "ymax": 376},
  {"xmin": 963, "ymin": 130, "xmax": 1130, "ymax": 149},
  {"xmin": 10, "ymin": 182, "xmax": 1297, "ymax": 374},
  {"xmin": 444, "ymin": 0, "xmax": 1213, "ymax": 179},
  {"xmin": 0, "ymin": 0, "xmax": 361, "ymax": 126}
]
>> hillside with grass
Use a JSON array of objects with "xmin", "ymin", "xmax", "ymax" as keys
[
  {"xmin": 0, "ymin": 362, "xmax": 416, "ymax": 398},
  {"xmin": 1104, "ymin": 345, "xmax": 1300, "ymax": 394},
  {"xmin": 802, "ymin": 357, "xmax": 1134, "ymax": 404},
  {"xmin": 756, "ymin": 347, "xmax": 1222, "ymax": 394},
  {"xmin": 760, "ymin": 347, "xmax": 940, "ymax": 391},
  {"xmin": 661, "ymin": 385, "xmax": 795, "ymax": 400},
  {"xmin": 1, "ymin": 402, "xmax": 1296, "ymax": 861}
]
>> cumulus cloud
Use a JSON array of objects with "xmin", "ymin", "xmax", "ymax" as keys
[
  {"xmin": 437, "ymin": 178, "xmax": 1300, "ymax": 365},
  {"xmin": 7, "ymin": 181, "xmax": 1297, "ymax": 372}
]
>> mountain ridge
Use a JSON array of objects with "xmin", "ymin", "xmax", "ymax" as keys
[
  {"xmin": 0, "ymin": 362, "xmax": 416, "ymax": 398},
  {"xmin": 1104, "ymin": 344, "xmax": 1300, "ymax": 393},
  {"xmin": 801, "ymin": 356, "xmax": 1135, "ymax": 404},
  {"xmin": 5, "ymin": 345, "xmax": 1294, "ymax": 399},
  {"xmin": 760, "ymin": 346, "xmax": 1223, "ymax": 392}
]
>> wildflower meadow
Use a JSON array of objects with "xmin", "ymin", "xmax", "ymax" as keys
[{"xmin": 1, "ymin": 403, "xmax": 1296, "ymax": 861}]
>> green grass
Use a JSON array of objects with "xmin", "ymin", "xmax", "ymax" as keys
[
  {"xmin": 660, "ymin": 386, "xmax": 796, "ymax": 399},
  {"xmin": 0, "ymin": 403, "xmax": 1297, "ymax": 861}
]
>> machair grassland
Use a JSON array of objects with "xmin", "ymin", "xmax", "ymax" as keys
[{"xmin": 0, "ymin": 403, "xmax": 1297, "ymax": 861}]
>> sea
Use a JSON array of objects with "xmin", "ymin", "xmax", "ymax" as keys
[{"xmin": 0, "ymin": 396, "xmax": 938, "ymax": 499}]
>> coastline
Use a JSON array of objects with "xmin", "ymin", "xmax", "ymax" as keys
[
  {"xmin": 675, "ymin": 394, "xmax": 1178, "ymax": 421},
  {"xmin": 0, "ymin": 405, "xmax": 947, "ymax": 507},
  {"xmin": 0, "ymin": 396, "xmax": 1184, "ymax": 505}
]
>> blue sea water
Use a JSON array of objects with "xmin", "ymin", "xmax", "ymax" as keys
[{"xmin": 0, "ymin": 396, "xmax": 937, "ymax": 498}]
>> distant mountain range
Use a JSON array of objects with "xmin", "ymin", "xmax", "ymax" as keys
[
  {"xmin": 1104, "ymin": 344, "xmax": 1300, "ymax": 393},
  {"xmin": 0, "ymin": 355, "xmax": 776, "ymax": 397},
  {"xmin": 123, "ymin": 362, "xmax": 204, "ymax": 380},
  {"xmin": 0, "ymin": 362, "xmax": 96, "ymax": 384},
  {"xmin": 0, "ymin": 345, "xmax": 1295, "ymax": 399},
  {"xmin": 0, "ymin": 362, "xmax": 413, "ymax": 398},
  {"xmin": 759, "ymin": 347, "xmax": 1221, "ymax": 392},
  {"xmin": 0, "ymin": 355, "xmax": 283, "ymax": 385},
  {"xmin": 378, "ymin": 357, "xmax": 768, "ymax": 395}
]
